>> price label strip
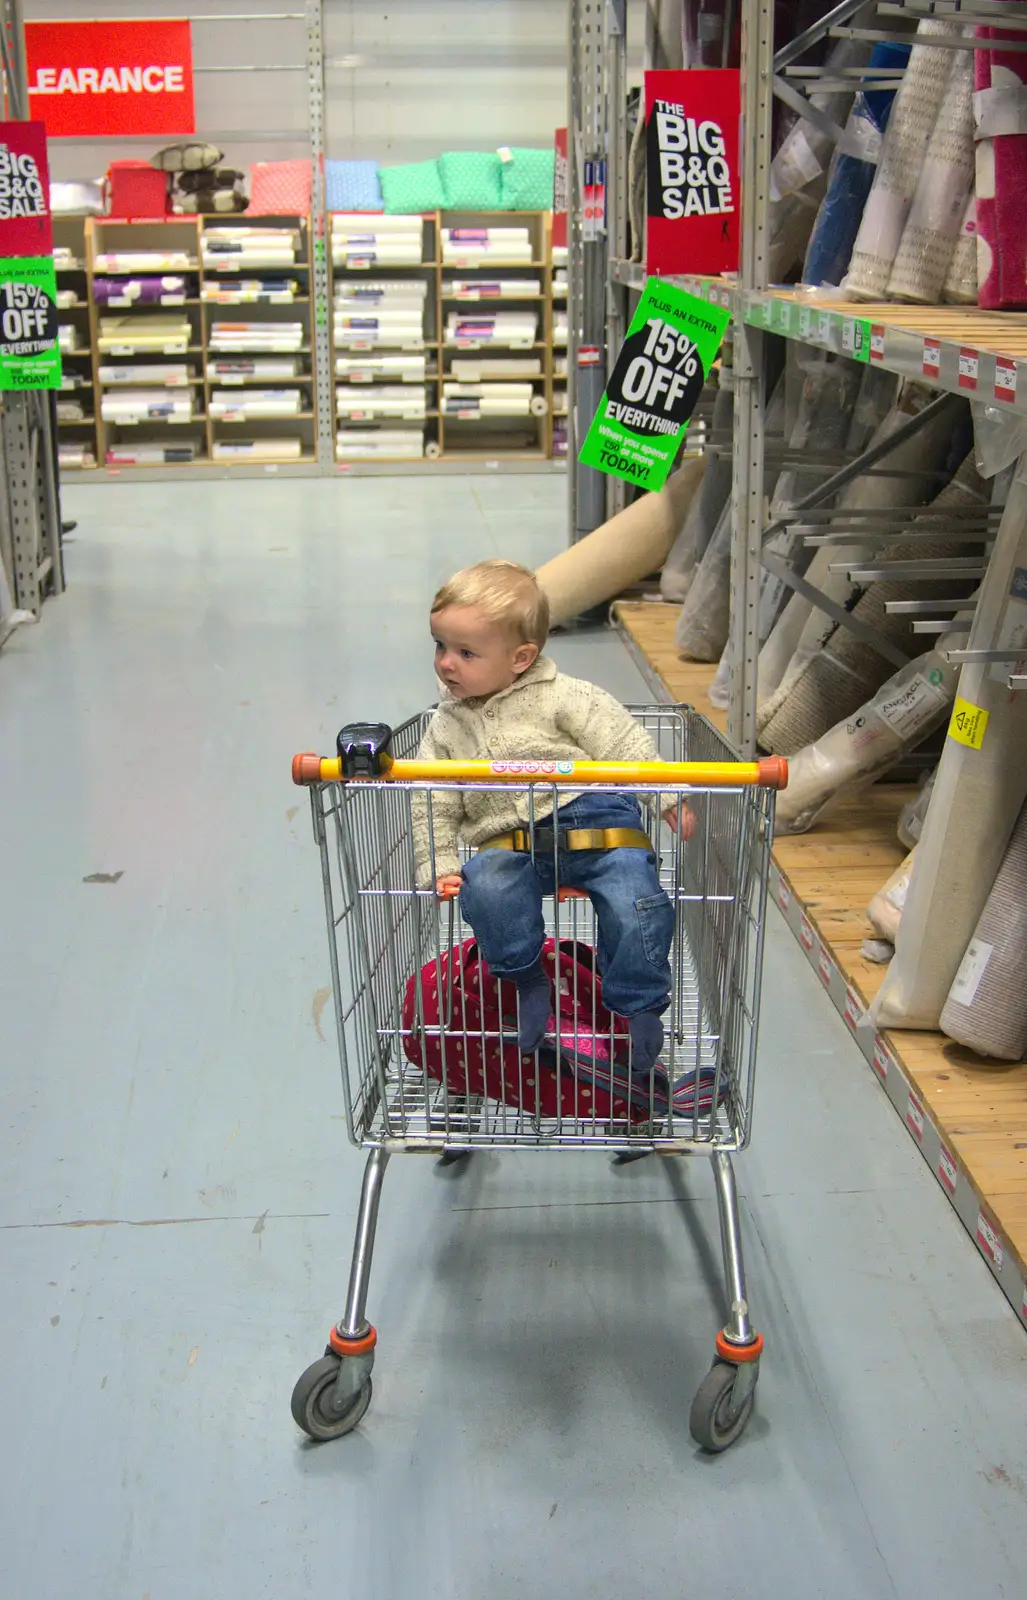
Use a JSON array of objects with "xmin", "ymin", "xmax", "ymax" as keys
[{"xmin": 579, "ymin": 276, "xmax": 729, "ymax": 492}]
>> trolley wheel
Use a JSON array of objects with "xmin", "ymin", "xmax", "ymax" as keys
[
  {"xmin": 291, "ymin": 1354, "xmax": 373, "ymax": 1442},
  {"xmin": 436, "ymin": 1150, "xmax": 472, "ymax": 1169},
  {"xmin": 689, "ymin": 1359, "xmax": 757, "ymax": 1453}
]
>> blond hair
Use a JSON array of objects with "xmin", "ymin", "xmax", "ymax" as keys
[{"xmin": 431, "ymin": 558, "xmax": 550, "ymax": 648}]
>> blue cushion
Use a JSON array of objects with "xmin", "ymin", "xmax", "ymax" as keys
[{"xmin": 325, "ymin": 159, "xmax": 384, "ymax": 213}]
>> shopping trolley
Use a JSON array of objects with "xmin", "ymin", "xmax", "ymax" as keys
[{"xmin": 289, "ymin": 706, "xmax": 786, "ymax": 1451}]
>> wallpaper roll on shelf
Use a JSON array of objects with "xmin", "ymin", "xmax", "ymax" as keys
[
  {"xmin": 844, "ymin": 19, "xmax": 960, "ymax": 300},
  {"xmin": 886, "ymin": 36, "xmax": 975, "ymax": 304},
  {"xmin": 940, "ymin": 798, "xmax": 1027, "ymax": 1059}
]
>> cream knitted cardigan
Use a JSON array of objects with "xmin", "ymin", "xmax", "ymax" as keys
[{"xmin": 411, "ymin": 656, "xmax": 657, "ymax": 884}]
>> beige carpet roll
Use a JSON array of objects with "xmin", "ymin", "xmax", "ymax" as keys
[
  {"xmin": 536, "ymin": 456, "xmax": 704, "ymax": 626},
  {"xmin": 940, "ymin": 799, "xmax": 1027, "ymax": 1060},
  {"xmin": 886, "ymin": 37, "xmax": 974, "ymax": 304},
  {"xmin": 845, "ymin": 19, "xmax": 960, "ymax": 299}
]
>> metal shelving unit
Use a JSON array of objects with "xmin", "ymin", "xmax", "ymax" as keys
[
  {"xmin": 0, "ymin": 0, "xmax": 64, "ymax": 636},
  {"xmin": 567, "ymin": 0, "xmax": 1027, "ymax": 1335}
]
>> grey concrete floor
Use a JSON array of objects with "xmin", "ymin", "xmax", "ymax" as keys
[{"xmin": 2, "ymin": 474, "xmax": 1025, "ymax": 1600}]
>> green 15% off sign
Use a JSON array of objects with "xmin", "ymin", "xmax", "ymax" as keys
[
  {"xmin": 579, "ymin": 277, "xmax": 728, "ymax": 491},
  {"xmin": 0, "ymin": 256, "xmax": 62, "ymax": 389}
]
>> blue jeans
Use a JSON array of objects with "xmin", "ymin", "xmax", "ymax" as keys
[{"xmin": 459, "ymin": 794, "xmax": 674, "ymax": 1018}]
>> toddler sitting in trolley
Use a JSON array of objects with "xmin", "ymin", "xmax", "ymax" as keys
[{"xmin": 412, "ymin": 559, "xmax": 695, "ymax": 1075}]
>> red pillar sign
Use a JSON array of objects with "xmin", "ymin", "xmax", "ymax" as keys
[
  {"xmin": 25, "ymin": 19, "xmax": 195, "ymax": 138},
  {"xmin": 645, "ymin": 70, "xmax": 740, "ymax": 278}
]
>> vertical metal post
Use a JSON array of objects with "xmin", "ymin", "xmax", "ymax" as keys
[
  {"xmin": 568, "ymin": 0, "xmax": 610, "ymax": 544},
  {"xmin": 305, "ymin": 0, "xmax": 333, "ymax": 472},
  {"xmin": 1, "ymin": 0, "xmax": 63, "ymax": 620},
  {"xmin": 728, "ymin": 0, "xmax": 774, "ymax": 753},
  {"xmin": 603, "ymin": 0, "xmax": 629, "ymax": 523}
]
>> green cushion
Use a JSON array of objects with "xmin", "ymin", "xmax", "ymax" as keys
[
  {"xmin": 379, "ymin": 160, "xmax": 447, "ymax": 214},
  {"xmin": 499, "ymin": 147, "xmax": 556, "ymax": 211},
  {"xmin": 438, "ymin": 150, "xmax": 505, "ymax": 210}
]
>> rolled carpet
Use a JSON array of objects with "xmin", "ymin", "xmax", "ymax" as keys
[
  {"xmin": 536, "ymin": 456, "xmax": 704, "ymax": 626},
  {"xmin": 844, "ymin": 19, "xmax": 960, "ymax": 300},
  {"xmin": 886, "ymin": 35, "xmax": 975, "ymax": 303}
]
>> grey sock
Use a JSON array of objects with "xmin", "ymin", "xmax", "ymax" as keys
[
  {"xmin": 628, "ymin": 1012, "xmax": 665, "ymax": 1073},
  {"xmin": 516, "ymin": 965, "xmax": 552, "ymax": 1053}
]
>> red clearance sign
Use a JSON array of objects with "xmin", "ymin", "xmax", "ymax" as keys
[
  {"xmin": 0, "ymin": 121, "xmax": 52, "ymax": 258},
  {"xmin": 645, "ymin": 69, "xmax": 740, "ymax": 278},
  {"xmin": 25, "ymin": 19, "xmax": 195, "ymax": 139}
]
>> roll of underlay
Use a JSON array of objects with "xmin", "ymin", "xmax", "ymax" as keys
[
  {"xmin": 336, "ymin": 353, "xmax": 426, "ymax": 382},
  {"xmin": 844, "ymin": 19, "xmax": 961, "ymax": 300},
  {"xmin": 774, "ymin": 624, "xmax": 969, "ymax": 835},
  {"xmin": 943, "ymin": 196, "xmax": 978, "ymax": 304},
  {"xmin": 940, "ymin": 798, "xmax": 1027, "ymax": 1059},
  {"xmin": 759, "ymin": 451, "xmax": 986, "ymax": 756},
  {"xmin": 336, "ymin": 429, "xmax": 425, "ymax": 458},
  {"xmin": 756, "ymin": 388, "xmax": 963, "ymax": 735},
  {"xmin": 536, "ymin": 456, "xmax": 704, "ymax": 627},
  {"xmin": 886, "ymin": 35, "xmax": 975, "ymax": 303},
  {"xmin": 336, "ymin": 386, "xmax": 427, "ymax": 419},
  {"xmin": 872, "ymin": 472, "xmax": 1027, "ymax": 1031}
]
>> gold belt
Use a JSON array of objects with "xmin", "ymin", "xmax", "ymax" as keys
[{"xmin": 478, "ymin": 825, "xmax": 653, "ymax": 854}]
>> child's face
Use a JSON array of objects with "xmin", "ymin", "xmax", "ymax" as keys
[{"xmin": 431, "ymin": 604, "xmax": 537, "ymax": 700}]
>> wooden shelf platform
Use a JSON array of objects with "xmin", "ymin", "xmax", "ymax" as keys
[{"xmin": 613, "ymin": 599, "xmax": 1027, "ymax": 1333}]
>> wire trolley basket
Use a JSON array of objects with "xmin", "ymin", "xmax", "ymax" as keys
[{"xmin": 289, "ymin": 704, "xmax": 785, "ymax": 1451}]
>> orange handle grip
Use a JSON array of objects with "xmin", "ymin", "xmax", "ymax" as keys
[{"xmin": 293, "ymin": 752, "xmax": 789, "ymax": 790}]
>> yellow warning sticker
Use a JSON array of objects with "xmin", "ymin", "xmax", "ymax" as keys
[{"xmin": 948, "ymin": 697, "xmax": 990, "ymax": 749}]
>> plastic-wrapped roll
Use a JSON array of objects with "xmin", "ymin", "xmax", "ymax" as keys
[
  {"xmin": 886, "ymin": 38, "xmax": 975, "ymax": 304},
  {"xmin": 773, "ymin": 630, "xmax": 967, "ymax": 835},
  {"xmin": 868, "ymin": 849, "xmax": 917, "ymax": 944},
  {"xmin": 844, "ymin": 19, "xmax": 960, "ymax": 300},
  {"xmin": 424, "ymin": 440, "xmax": 442, "ymax": 459},
  {"xmin": 943, "ymin": 196, "xmax": 978, "ymax": 304},
  {"xmin": 898, "ymin": 767, "xmax": 936, "ymax": 848},
  {"xmin": 871, "ymin": 470, "xmax": 1027, "ymax": 1030},
  {"xmin": 940, "ymin": 800, "xmax": 1027, "ymax": 1059},
  {"xmin": 802, "ymin": 41, "xmax": 911, "ymax": 288},
  {"xmin": 537, "ymin": 456, "xmax": 704, "ymax": 626},
  {"xmin": 758, "ymin": 451, "xmax": 986, "ymax": 756},
  {"xmin": 529, "ymin": 394, "xmax": 548, "ymax": 416}
]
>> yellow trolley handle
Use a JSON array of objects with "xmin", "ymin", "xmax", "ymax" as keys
[{"xmin": 292, "ymin": 721, "xmax": 788, "ymax": 790}]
